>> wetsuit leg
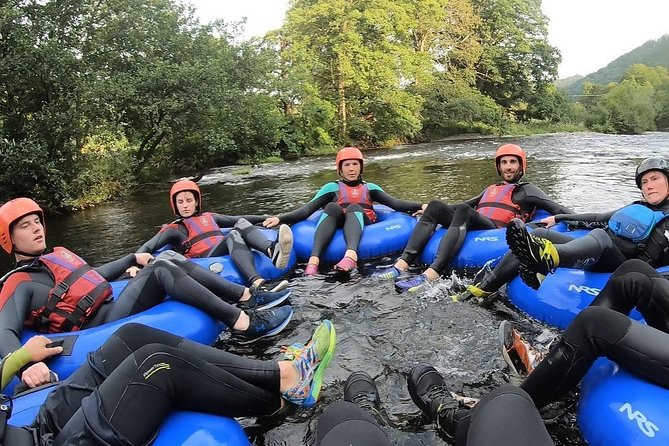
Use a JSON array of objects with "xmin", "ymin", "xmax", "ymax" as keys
[
  {"xmin": 4, "ymin": 426, "xmax": 34, "ymax": 446},
  {"xmin": 430, "ymin": 205, "xmax": 496, "ymax": 274},
  {"xmin": 554, "ymin": 228, "xmax": 628, "ymax": 270},
  {"xmin": 234, "ymin": 217, "xmax": 274, "ymax": 253},
  {"xmin": 316, "ymin": 401, "xmax": 391, "ymax": 446},
  {"xmin": 521, "ymin": 306, "xmax": 669, "ymax": 408},
  {"xmin": 342, "ymin": 203, "xmax": 371, "ymax": 252},
  {"xmin": 478, "ymin": 229, "xmax": 574, "ymax": 293},
  {"xmin": 225, "ymin": 227, "xmax": 263, "ymax": 285},
  {"xmin": 157, "ymin": 251, "xmax": 246, "ymax": 302},
  {"xmin": 53, "ymin": 343, "xmax": 282, "ymax": 446},
  {"xmin": 400, "ymin": 200, "xmax": 454, "ymax": 265},
  {"xmin": 36, "ymin": 324, "xmax": 279, "ymax": 437},
  {"xmin": 311, "ymin": 202, "xmax": 345, "ymax": 258},
  {"xmin": 102, "ymin": 259, "xmax": 243, "ymax": 327},
  {"xmin": 452, "ymin": 385, "xmax": 553, "ymax": 446},
  {"xmin": 590, "ymin": 259, "xmax": 669, "ymax": 333}
]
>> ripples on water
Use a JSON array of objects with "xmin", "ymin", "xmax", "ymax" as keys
[{"xmin": 15, "ymin": 132, "xmax": 669, "ymax": 445}]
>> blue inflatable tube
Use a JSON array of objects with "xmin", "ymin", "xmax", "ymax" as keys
[
  {"xmin": 8, "ymin": 279, "xmax": 224, "ymax": 395},
  {"xmin": 506, "ymin": 265, "xmax": 667, "ymax": 329},
  {"xmin": 578, "ymin": 358, "xmax": 669, "ymax": 445},
  {"xmin": 9, "ymin": 386, "xmax": 250, "ymax": 446},
  {"xmin": 292, "ymin": 205, "xmax": 417, "ymax": 263},
  {"xmin": 417, "ymin": 211, "xmax": 586, "ymax": 269},
  {"xmin": 161, "ymin": 227, "xmax": 296, "ymax": 284}
]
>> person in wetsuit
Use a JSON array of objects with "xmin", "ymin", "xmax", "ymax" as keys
[
  {"xmin": 458, "ymin": 157, "xmax": 669, "ymax": 300},
  {"xmin": 408, "ymin": 258, "xmax": 669, "ymax": 445},
  {"xmin": 136, "ymin": 180, "xmax": 294, "ymax": 289},
  {"xmin": 2, "ymin": 320, "xmax": 335, "ymax": 446},
  {"xmin": 374, "ymin": 144, "xmax": 573, "ymax": 293},
  {"xmin": 263, "ymin": 147, "xmax": 425, "ymax": 275},
  {"xmin": 0, "ymin": 198, "xmax": 294, "ymax": 388}
]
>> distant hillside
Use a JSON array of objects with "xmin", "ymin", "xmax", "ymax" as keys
[{"xmin": 560, "ymin": 34, "xmax": 669, "ymax": 98}]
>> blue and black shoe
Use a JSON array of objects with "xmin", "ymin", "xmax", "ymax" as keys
[
  {"xmin": 372, "ymin": 265, "xmax": 403, "ymax": 280},
  {"xmin": 238, "ymin": 287, "xmax": 292, "ymax": 311},
  {"xmin": 232, "ymin": 305, "xmax": 293, "ymax": 343},
  {"xmin": 395, "ymin": 274, "xmax": 430, "ymax": 293}
]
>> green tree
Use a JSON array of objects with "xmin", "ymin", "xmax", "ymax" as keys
[{"xmin": 471, "ymin": 0, "xmax": 560, "ymax": 117}]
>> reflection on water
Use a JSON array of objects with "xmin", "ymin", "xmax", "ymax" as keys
[{"xmin": 5, "ymin": 132, "xmax": 669, "ymax": 445}]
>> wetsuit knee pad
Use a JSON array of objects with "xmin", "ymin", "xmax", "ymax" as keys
[
  {"xmin": 151, "ymin": 258, "xmax": 187, "ymax": 279},
  {"xmin": 156, "ymin": 250, "xmax": 188, "ymax": 262},
  {"xmin": 590, "ymin": 228, "xmax": 614, "ymax": 250},
  {"xmin": 323, "ymin": 201, "xmax": 345, "ymax": 216},
  {"xmin": 451, "ymin": 203, "xmax": 472, "ymax": 226},
  {"xmin": 225, "ymin": 227, "xmax": 245, "ymax": 244},
  {"xmin": 233, "ymin": 218, "xmax": 256, "ymax": 235},
  {"xmin": 346, "ymin": 203, "xmax": 364, "ymax": 213},
  {"xmin": 424, "ymin": 199, "xmax": 448, "ymax": 215}
]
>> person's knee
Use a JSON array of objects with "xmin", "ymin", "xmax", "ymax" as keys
[
  {"xmin": 233, "ymin": 218, "xmax": 253, "ymax": 230},
  {"xmin": 346, "ymin": 203, "xmax": 364, "ymax": 213},
  {"xmin": 323, "ymin": 202, "xmax": 344, "ymax": 216},
  {"xmin": 569, "ymin": 306, "xmax": 629, "ymax": 344},
  {"xmin": 590, "ymin": 228, "xmax": 613, "ymax": 248},
  {"xmin": 613, "ymin": 259, "xmax": 656, "ymax": 277},
  {"xmin": 133, "ymin": 343, "xmax": 174, "ymax": 364},
  {"xmin": 155, "ymin": 250, "xmax": 187, "ymax": 262},
  {"xmin": 112, "ymin": 323, "xmax": 156, "ymax": 344}
]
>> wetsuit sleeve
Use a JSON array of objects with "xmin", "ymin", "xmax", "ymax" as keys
[
  {"xmin": 276, "ymin": 184, "xmax": 339, "ymax": 224},
  {"xmin": 515, "ymin": 184, "xmax": 575, "ymax": 215},
  {"xmin": 368, "ymin": 184, "xmax": 421, "ymax": 212},
  {"xmin": 554, "ymin": 210, "xmax": 616, "ymax": 223},
  {"xmin": 211, "ymin": 214, "xmax": 268, "ymax": 226},
  {"xmin": 135, "ymin": 225, "xmax": 187, "ymax": 254},
  {"xmin": 1, "ymin": 347, "xmax": 31, "ymax": 390},
  {"xmin": 93, "ymin": 254, "xmax": 137, "ymax": 281},
  {"xmin": 464, "ymin": 192, "xmax": 484, "ymax": 208},
  {"xmin": 0, "ymin": 280, "xmax": 36, "ymax": 358}
]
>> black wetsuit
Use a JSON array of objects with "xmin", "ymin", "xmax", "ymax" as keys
[
  {"xmin": 521, "ymin": 259, "xmax": 669, "ymax": 408},
  {"xmin": 0, "ymin": 251, "xmax": 246, "ymax": 363},
  {"xmin": 316, "ymin": 387, "xmax": 553, "ymax": 446},
  {"xmin": 6, "ymin": 323, "xmax": 281, "ymax": 445},
  {"xmin": 277, "ymin": 180, "xmax": 421, "ymax": 259},
  {"xmin": 137, "ymin": 213, "xmax": 271, "ymax": 285},
  {"xmin": 400, "ymin": 183, "xmax": 572, "ymax": 273},
  {"xmin": 477, "ymin": 200, "xmax": 669, "ymax": 294}
]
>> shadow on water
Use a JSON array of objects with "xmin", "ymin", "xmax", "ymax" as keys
[{"xmin": 6, "ymin": 132, "xmax": 669, "ymax": 445}]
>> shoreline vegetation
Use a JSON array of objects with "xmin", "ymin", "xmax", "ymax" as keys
[{"xmin": 1, "ymin": 0, "xmax": 667, "ymax": 211}]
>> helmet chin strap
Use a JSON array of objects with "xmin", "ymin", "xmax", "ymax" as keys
[{"xmin": 13, "ymin": 247, "xmax": 46, "ymax": 258}]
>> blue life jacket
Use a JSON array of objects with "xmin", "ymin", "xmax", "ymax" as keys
[{"xmin": 608, "ymin": 204, "xmax": 669, "ymax": 243}]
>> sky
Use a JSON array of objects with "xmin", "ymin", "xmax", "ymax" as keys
[{"xmin": 188, "ymin": 0, "xmax": 669, "ymax": 79}]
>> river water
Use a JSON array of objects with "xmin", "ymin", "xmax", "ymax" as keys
[{"xmin": 15, "ymin": 132, "xmax": 669, "ymax": 445}]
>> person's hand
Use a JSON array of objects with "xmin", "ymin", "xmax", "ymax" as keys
[
  {"xmin": 125, "ymin": 266, "xmax": 141, "ymax": 277},
  {"xmin": 21, "ymin": 362, "xmax": 57, "ymax": 388},
  {"xmin": 412, "ymin": 203, "xmax": 428, "ymax": 217},
  {"xmin": 133, "ymin": 252, "xmax": 154, "ymax": 267},
  {"xmin": 24, "ymin": 336, "xmax": 63, "ymax": 362},
  {"xmin": 538, "ymin": 216, "xmax": 557, "ymax": 228},
  {"xmin": 263, "ymin": 217, "xmax": 280, "ymax": 228}
]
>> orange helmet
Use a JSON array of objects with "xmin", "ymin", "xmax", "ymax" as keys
[
  {"xmin": 0, "ymin": 197, "xmax": 45, "ymax": 254},
  {"xmin": 169, "ymin": 180, "xmax": 201, "ymax": 216},
  {"xmin": 495, "ymin": 144, "xmax": 527, "ymax": 176},
  {"xmin": 335, "ymin": 147, "xmax": 364, "ymax": 175}
]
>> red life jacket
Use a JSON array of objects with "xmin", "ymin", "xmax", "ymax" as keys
[
  {"xmin": 26, "ymin": 247, "xmax": 112, "ymax": 333},
  {"xmin": 179, "ymin": 212, "xmax": 225, "ymax": 257},
  {"xmin": 475, "ymin": 183, "xmax": 528, "ymax": 228},
  {"xmin": 336, "ymin": 182, "xmax": 376, "ymax": 222}
]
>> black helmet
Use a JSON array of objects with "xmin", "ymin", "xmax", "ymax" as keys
[{"xmin": 635, "ymin": 157, "xmax": 669, "ymax": 189}]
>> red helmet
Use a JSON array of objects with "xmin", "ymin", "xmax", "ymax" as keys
[
  {"xmin": 0, "ymin": 197, "xmax": 45, "ymax": 254},
  {"xmin": 335, "ymin": 147, "xmax": 364, "ymax": 175},
  {"xmin": 169, "ymin": 180, "xmax": 201, "ymax": 216},
  {"xmin": 495, "ymin": 144, "xmax": 527, "ymax": 176}
]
